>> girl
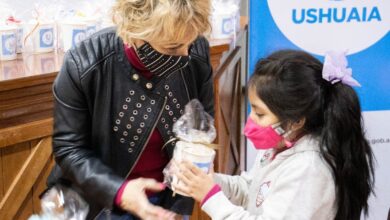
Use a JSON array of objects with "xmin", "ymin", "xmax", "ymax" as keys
[{"xmin": 174, "ymin": 50, "xmax": 375, "ymax": 220}]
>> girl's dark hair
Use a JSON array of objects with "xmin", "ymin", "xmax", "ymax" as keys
[{"xmin": 249, "ymin": 50, "xmax": 375, "ymax": 220}]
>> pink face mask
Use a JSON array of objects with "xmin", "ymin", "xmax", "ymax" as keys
[{"xmin": 244, "ymin": 117, "xmax": 293, "ymax": 150}]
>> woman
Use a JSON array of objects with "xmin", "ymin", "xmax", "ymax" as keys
[{"xmin": 47, "ymin": 0, "xmax": 213, "ymax": 219}]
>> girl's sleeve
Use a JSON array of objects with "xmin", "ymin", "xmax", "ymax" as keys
[
  {"xmin": 202, "ymin": 152, "xmax": 335, "ymax": 220},
  {"xmin": 212, "ymin": 152, "xmax": 261, "ymax": 206}
]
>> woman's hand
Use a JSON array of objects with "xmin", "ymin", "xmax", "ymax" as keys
[
  {"xmin": 173, "ymin": 160, "xmax": 215, "ymax": 202},
  {"xmin": 119, "ymin": 178, "xmax": 176, "ymax": 220}
]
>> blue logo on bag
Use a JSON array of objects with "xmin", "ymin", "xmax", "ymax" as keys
[
  {"xmin": 39, "ymin": 28, "xmax": 54, "ymax": 48},
  {"xmin": 2, "ymin": 34, "xmax": 16, "ymax": 56},
  {"xmin": 222, "ymin": 18, "xmax": 233, "ymax": 34},
  {"xmin": 194, "ymin": 162, "xmax": 211, "ymax": 173},
  {"xmin": 72, "ymin": 29, "xmax": 86, "ymax": 48},
  {"xmin": 86, "ymin": 26, "xmax": 96, "ymax": 37}
]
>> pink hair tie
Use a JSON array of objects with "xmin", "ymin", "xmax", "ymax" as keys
[{"xmin": 322, "ymin": 51, "xmax": 361, "ymax": 87}]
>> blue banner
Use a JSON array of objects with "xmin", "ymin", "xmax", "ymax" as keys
[
  {"xmin": 249, "ymin": 1, "xmax": 390, "ymax": 219},
  {"xmin": 249, "ymin": 0, "xmax": 389, "ymax": 111}
]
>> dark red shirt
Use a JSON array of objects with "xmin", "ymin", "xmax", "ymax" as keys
[
  {"xmin": 123, "ymin": 45, "xmax": 169, "ymax": 183},
  {"xmin": 115, "ymin": 45, "xmax": 169, "ymax": 205}
]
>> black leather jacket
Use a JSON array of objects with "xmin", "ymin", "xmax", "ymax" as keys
[{"xmin": 47, "ymin": 27, "xmax": 214, "ymax": 218}]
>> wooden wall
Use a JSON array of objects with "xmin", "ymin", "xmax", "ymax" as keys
[{"xmin": 0, "ymin": 119, "xmax": 54, "ymax": 219}]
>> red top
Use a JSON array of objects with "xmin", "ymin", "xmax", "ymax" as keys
[{"xmin": 115, "ymin": 45, "xmax": 169, "ymax": 206}]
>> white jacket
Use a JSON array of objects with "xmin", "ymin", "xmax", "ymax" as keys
[{"xmin": 202, "ymin": 135, "xmax": 336, "ymax": 220}]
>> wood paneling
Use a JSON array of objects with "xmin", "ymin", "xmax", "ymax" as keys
[
  {"xmin": 0, "ymin": 118, "xmax": 53, "ymax": 148},
  {"xmin": 33, "ymin": 155, "xmax": 55, "ymax": 213},
  {"xmin": 0, "ymin": 137, "xmax": 52, "ymax": 220},
  {"xmin": 0, "ymin": 150, "xmax": 3, "ymax": 199},
  {"xmin": 213, "ymin": 47, "xmax": 244, "ymax": 175},
  {"xmin": 2, "ymin": 142, "xmax": 31, "ymax": 190},
  {"xmin": 14, "ymin": 191, "xmax": 33, "ymax": 220}
]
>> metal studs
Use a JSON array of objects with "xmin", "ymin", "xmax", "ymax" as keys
[
  {"xmin": 123, "ymin": 131, "xmax": 128, "ymax": 136},
  {"xmin": 128, "ymin": 148, "xmax": 133, "ymax": 153},
  {"xmin": 147, "ymin": 108, "xmax": 152, "ymax": 112},
  {"xmin": 176, "ymin": 104, "xmax": 180, "ymax": 109},
  {"xmin": 180, "ymin": 110, "xmax": 184, "ymax": 114},
  {"xmin": 169, "ymin": 111, "xmax": 174, "ymax": 116},
  {"xmin": 120, "ymin": 138, "xmax": 125, "ymax": 143},
  {"xmin": 123, "ymin": 105, "xmax": 128, "ymax": 110},
  {"xmin": 126, "ymin": 124, "xmax": 132, "ymax": 129},
  {"xmin": 143, "ymin": 114, "xmax": 148, "ymax": 120},
  {"xmin": 173, "ymin": 98, "xmax": 177, "ymax": 103},
  {"xmin": 168, "ymin": 92, "xmax": 173, "ymax": 97},
  {"xmin": 134, "ymin": 136, "xmax": 139, "ymax": 141},
  {"xmin": 130, "ymin": 116, "xmax": 135, "ymax": 122},
  {"xmin": 173, "ymin": 117, "xmax": 177, "ymax": 122},
  {"xmin": 136, "ymin": 103, "xmax": 142, "ymax": 108},
  {"xmin": 164, "ymin": 124, "xmax": 169, "ymax": 129},
  {"xmin": 113, "ymin": 126, "xmax": 118, "ymax": 132},
  {"xmin": 165, "ymin": 105, "xmax": 170, "ymax": 110},
  {"xmin": 126, "ymin": 97, "xmax": 131, "ymax": 102},
  {"xmin": 133, "ymin": 110, "xmax": 138, "ymax": 115},
  {"xmin": 150, "ymin": 100, "xmax": 155, "ymax": 105},
  {"xmin": 146, "ymin": 82, "xmax": 153, "ymax": 90},
  {"xmin": 119, "ymin": 112, "xmax": 124, "ymax": 117},
  {"xmin": 164, "ymin": 85, "xmax": 170, "ymax": 90},
  {"xmin": 132, "ymin": 73, "xmax": 140, "ymax": 81},
  {"xmin": 137, "ymin": 128, "xmax": 142, "ymax": 134},
  {"xmin": 161, "ymin": 118, "xmax": 166, "ymax": 123},
  {"xmin": 115, "ymin": 119, "xmax": 121, "ymax": 124},
  {"xmin": 130, "ymin": 142, "xmax": 135, "ymax": 147},
  {"xmin": 129, "ymin": 90, "xmax": 135, "ymax": 95},
  {"xmin": 140, "ymin": 95, "xmax": 146, "ymax": 101},
  {"xmin": 140, "ymin": 122, "xmax": 145, "ymax": 128}
]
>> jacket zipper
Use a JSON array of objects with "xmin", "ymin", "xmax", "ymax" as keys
[{"xmin": 95, "ymin": 97, "xmax": 167, "ymax": 219}]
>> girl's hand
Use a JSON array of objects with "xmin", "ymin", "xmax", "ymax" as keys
[{"xmin": 173, "ymin": 160, "xmax": 215, "ymax": 202}]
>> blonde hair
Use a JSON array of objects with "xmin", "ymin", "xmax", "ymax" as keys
[{"xmin": 112, "ymin": 0, "xmax": 211, "ymax": 45}]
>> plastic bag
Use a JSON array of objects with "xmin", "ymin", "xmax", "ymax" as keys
[
  {"xmin": 172, "ymin": 99, "xmax": 216, "ymax": 143},
  {"xmin": 164, "ymin": 99, "xmax": 217, "ymax": 196},
  {"xmin": 28, "ymin": 184, "xmax": 89, "ymax": 220},
  {"xmin": 210, "ymin": 0, "xmax": 240, "ymax": 39}
]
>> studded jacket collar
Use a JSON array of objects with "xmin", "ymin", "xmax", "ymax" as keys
[{"xmin": 48, "ymin": 27, "xmax": 214, "ymax": 218}]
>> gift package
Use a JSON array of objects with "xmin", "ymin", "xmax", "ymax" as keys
[
  {"xmin": 28, "ymin": 184, "xmax": 89, "ymax": 220},
  {"xmin": 163, "ymin": 99, "xmax": 217, "ymax": 196},
  {"xmin": 211, "ymin": 0, "xmax": 241, "ymax": 39},
  {"xmin": 1, "ymin": 0, "xmax": 242, "ymax": 61},
  {"xmin": 0, "ymin": 0, "xmax": 115, "ymax": 61}
]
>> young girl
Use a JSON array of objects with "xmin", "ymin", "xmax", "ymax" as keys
[{"xmin": 173, "ymin": 50, "xmax": 375, "ymax": 220}]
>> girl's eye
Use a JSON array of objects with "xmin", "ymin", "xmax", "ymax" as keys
[{"xmin": 256, "ymin": 113, "xmax": 264, "ymax": 117}]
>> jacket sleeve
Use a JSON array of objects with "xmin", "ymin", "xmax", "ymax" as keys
[
  {"xmin": 52, "ymin": 50, "xmax": 123, "ymax": 209},
  {"xmin": 198, "ymin": 37, "xmax": 214, "ymax": 116},
  {"xmin": 190, "ymin": 36, "xmax": 214, "ymax": 116},
  {"xmin": 202, "ymin": 153, "xmax": 335, "ymax": 220},
  {"xmin": 213, "ymin": 152, "xmax": 260, "ymax": 206}
]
